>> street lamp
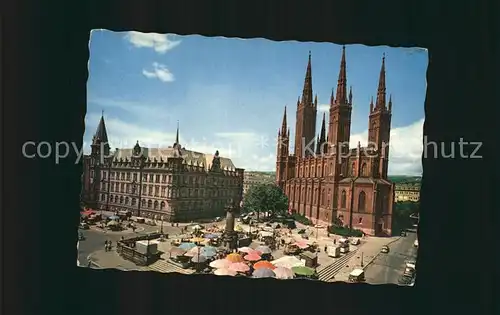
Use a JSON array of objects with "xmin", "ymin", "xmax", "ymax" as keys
[
  {"xmin": 160, "ymin": 215, "xmax": 164, "ymax": 234},
  {"xmin": 360, "ymin": 252, "xmax": 364, "ymax": 267}
]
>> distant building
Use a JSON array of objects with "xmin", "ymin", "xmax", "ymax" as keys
[
  {"xmin": 81, "ymin": 115, "xmax": 244, "ymax": 222},
  {"xmin": 395, "ymin": 183, "xmax": 420, "ymax": 202},
  {"xmin": 243, "ymin": 172, "xmax": 275, "ymax": 195}
]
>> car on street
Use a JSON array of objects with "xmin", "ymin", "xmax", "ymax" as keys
[
  {"xmin": 413, "ymin": 239, "xmax": 419, "ymax": 247},
  {"xmin": 79, "ymin": 222, "xmax": 90, "ymax": 230},
  {"xmin": 350, "ymin": 238, "xmax": 361, "ymax": 245},
  {"xmin": 381, "ymin": 245, "xmax": 390, "ymax": 253},
  {"xmin": 78, "ymin": 231, "xmax": 85, "ymax": 241},
  {"xmin": 400, "ymin": 230, "xmax": 406, "ymax": 236},
  {"xmin": 398, "ymin": 274, "xmax": 414, "ymax": 286}
]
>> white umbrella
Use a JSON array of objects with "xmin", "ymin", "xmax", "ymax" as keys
[
  {"xmin": 214, "ymin": 268, "xmax": 237, "ymax": 277},
  {"xmin": 255, "ymin": 245, "xmax": 272, "ymax": 254},
  {"xmin": 209, "ymin": 259, "xmax": 232, "ymax": 269},
  {"xmin": 237, "ymin": 247, "xmax": 254, "ymax": 253},
  {"xmin": 191, "ymin": 255, "xmax": 207, "ymax": 263},
  {"xmin": 274, "ymin": 267, "xmax": 295, "ymax": 280},
  {"xmin": 191, "ymin": 225, "xmax": 203, "ymax": 230}
]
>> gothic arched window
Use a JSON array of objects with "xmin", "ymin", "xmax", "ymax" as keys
[
  {"xmin": 361, "ymin": 163, "xmax": 367, "ymax": 177},
  {"xmin": 358, "ymin": 191, "xmax": 366, "ymax": 212},
  {"xmin": 341, "ymin": 190, "xmax": 347, "ymax": 208}
]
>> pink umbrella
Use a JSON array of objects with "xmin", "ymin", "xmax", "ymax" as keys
[
  {"xmin": 274, "ymin": 267, "xmax": 295, "ymax": 280},
  {"xmin": 229, "ymin": 262, "xmax": 250, "ymax": 273},
  {"xmin": 248, "ymin": 249, "xmax": 262, "ymax": 256},
  {"xmin": 184, "ymin": 246, "xmax": 202, "ymax": 257},
  {"xmin": 244, "ymin": 253, "xmax": 261, "ymax": 261},
  {"xmin": 294, "ymin": 241, "xmax": 309, "ymax": 249},
  {"xmin": 214, "ymin": 268, "xmax": 237, "ymax": 276},
  {"xmin": 209, "ymin": 259, "xmax": 232, "ymax": 269}
]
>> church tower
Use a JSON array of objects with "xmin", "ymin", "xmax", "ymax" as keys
[
  {"xmin": 368, "ymin": 55, "xmax": 392, "ymax": 179},
  {"xmin": 294, "ymin": 51, "xmax": 318, "ymax": 158},
  {"xmin": 328, "ymin": 46, "xmax": 353, "ymax": 176},
  {"xmin": 89, "ymin": 112, "xmax": 111, "ymax": 206},
  {"xmin": 276, "ymin": 106, "xmax": 290, "ymax": 189}
]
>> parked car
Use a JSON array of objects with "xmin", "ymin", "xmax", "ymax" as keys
[
  {"xmin": 79, "ymin": 222, "xmax": 90, "ymax": 230},
  {"xmin": 381, "ymin": 245, "xmax": 390, "ymax": 253},
  {"xmin": 350, "ymin": 238, "xmax": 361, "ymax": 245},
  {"xmin": 400, "ymin": 230, "xmax": 406, "ymax": 237},
  {"xmin": 413, "ymin": 239, "xmax": 419, "ymax": 247}
]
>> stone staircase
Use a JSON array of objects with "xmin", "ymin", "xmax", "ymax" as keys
[
  {"xmin": 317, "ymin": 249, "xmax": 358, "ymax": 282},
  {"xmin": 143, "ymin": 259, "xmax": 195, "ymax": 275}
]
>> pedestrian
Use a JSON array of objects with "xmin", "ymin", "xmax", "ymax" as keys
[
  {"xmin": 333, "ymin": 238, "xmax": 336, "ymax": 245},
  {"xmin": 324, "ymin": 245, "xmax": 327, "ymax": 252},
  {"xmin": 104, "ymin": 240, "xmax": 108, "ymax": 251}
]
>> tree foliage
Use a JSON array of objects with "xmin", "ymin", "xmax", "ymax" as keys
[
  {"xmin": 392, "ymin": 201, "xmax": 420, "ymax": 235},
  {"xmin": 242, "ymin": 184, "xmax": 289, "ymax": 216}
]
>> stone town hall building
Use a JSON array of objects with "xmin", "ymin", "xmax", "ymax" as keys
[
  {"xmin": 275, "ymin": 47, "xmax": 395, "ymax": 236},
  {"xmin": 81, "ymin": 118, "xmax": 244, "ymax": 222}
]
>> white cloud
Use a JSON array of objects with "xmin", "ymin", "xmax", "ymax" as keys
[
  {"xmin": 142, "ymin": 62, "xmax": 175, "ymax": 82},
  {"xmin": 318, "ymin": 104, "xmax": 330, "ymax": 112},
  {"xmin": 124, "ymin": 31, "xmax": 181, "ymax": 53},
  {"xmin": 349, "ymin": 118, "xmax": 424, "ymax": 175}
]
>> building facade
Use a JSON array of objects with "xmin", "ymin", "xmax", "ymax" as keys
[
  {"xmin": 275, "ymin": 47, "xmax": 395, "ymax": 236},
  {"xmin": 395, "ymin": 182, "xmax": 420, "ymax": 202},
  {"xmin": 243, "ymin": 172, "xmax": 275, "ymax": 196},
  {"xmin": 82, "ymin": 117, "xmax": 244, "ymax": 222}
]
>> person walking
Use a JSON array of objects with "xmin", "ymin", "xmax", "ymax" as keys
[{"xmin": 104, "ymin": 240, "xmax": 108, "ymax": 252}]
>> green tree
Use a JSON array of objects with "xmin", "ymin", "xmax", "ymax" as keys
[
  {"xmin": 392, "ymin": 201, "xmax": 419, "ymax": 235},
  {"xmin": 242, "ymin": 183, "xmax": 289, "ymax": 220}
]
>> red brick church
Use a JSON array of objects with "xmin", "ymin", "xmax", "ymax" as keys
[{"xmin": 275, "ymin": 47, "xmax": 395, "ymax": 236}]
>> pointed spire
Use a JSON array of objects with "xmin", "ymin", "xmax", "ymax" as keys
[
  {"xmin": 93, "ymin": 112, "xmax": 109, "ymax": 144},
  {"xmin": 281, "ymin": 106, "xmax": 287, "ymax": 135},
  {"xmin": 315, "ymin": 135, "xmax": 321, "ymax": 155},
  {"xmin": 319, "ymin": 113, "xmax": 326, "ymax": 142},
  {"xmin": 175, "ymin": 120, "xmax": 180, "ymax": 145},
  {"xmin": 335, "ymin": 46, "xmax": 348, "ymax": 104},
  {"xmin": 287, "ymin": 128, "xmax": 290, "ymax": 138},
  {"xmin": 296, "ymin": 96, "xmax": 301, "ymax": 108},
  {"xmin": 330, "ymin": 88, "xmax": 335, "ymax": 105},
  {"xmin": 301, "ymin": 51, "xmax": 313, "ymax": 107},
  {"xmin": 375, "ymin": 53, "xmax": 386, "ymax": 109},
  {"xmin": 388, "ymin": 94, "xmax": 393, "ymax": 111},
  {"xmin": 314, "ymin": 94, "xmax": 318, "ymax": 107},
  {"xmin": 349, "ymin": 86, "xmax": 353, "ymax": 105},
  {"xmin": 370, "ymin": 96, "xmax": 374, "ymax": 113}
]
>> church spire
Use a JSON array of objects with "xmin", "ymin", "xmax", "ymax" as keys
[
  {"xmin": 175, "ymin": 120, "xmax": 180, "ymax": 145},
  {"xmin": 281, "ymin": 106, "xmax": 287, "ymax": 135},
  {"xmin": 319, "ymin": 113, "xmax": 326, "ymax": 143},
  {"xmin": 375, "ymin": 54, "xmax": 387, "ymax": 109},
  {"xmin": 93, "ymin": 111, "xmax": 109, "ymax": 144},
  {"xmin": 301, "ymin": 51, "xmax": 313, "ymax": 106},
  {"xmin": 388, "ymin": 94, "xmax": 393, "ymax": 112},
  {"xmin": 370, "ymin": 96, "xmax": 374, "ymax": 113},
  {"xmin": 330, "ymin": 88, "xmax": 335, "ymax": 105},
  {"xmin": 335, "ymin": 46, "xmax": 348, "ymax": 105}
]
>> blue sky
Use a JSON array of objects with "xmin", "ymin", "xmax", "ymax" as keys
[{"xmin": 85, "ymin": 30, "xmax": 427, "ymax": 175}]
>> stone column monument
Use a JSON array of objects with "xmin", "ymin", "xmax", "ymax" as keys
[{"xmin": 222, "ymin": 198, "xmax": 240, "ymax": 251}]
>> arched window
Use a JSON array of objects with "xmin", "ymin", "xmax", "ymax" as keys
[
  {"xmin": 160, "ymin": 201, "xmax": 165, "ymax": 210},
  {"xmin": 141, "ymin": 199, "xmax": 146, "ymax": 207},
  {"xmin": 361, "ymin": 163, "xmax": 367, "ymax": 177},
  {"xmin": 341, "ymin": 190, "xmax": 347, "ymax": 208},
  {"xmin": 154, "ymin": 201, "xmax": 159, "ymax": 209},
  {"xmin": 358, "ymin": 191, "xmax": 366, "ymax": 212},
  {"xmin": 147, "ymin": 200, "xmax": 153, "ymax": 208},
  {"xmin": 132, "ymin": 198, "xmax": 136, "ymax": 206},
  {"xmin": 321, "ymin": 189, "xmax": 326, "ymax": 205},
  {"xmin": 358, "ymin": 217, "xmax": 363, "ymax": 224},
  {"xmin": 125, "ymin": 197, "xmax": 129, "ymax": 205},
  {"xmin": 101, "ymin": 194, "xmax": 106, "ymax": 201},
  {"xmin": 119, "ymin": 196, "xmax": 124, "ymax": 204},
  {"xmin": 114, "ymin": 196, "xmax": 118, "ymax": 203}
]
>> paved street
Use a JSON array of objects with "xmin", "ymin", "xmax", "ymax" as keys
[{"xmin": 364, "ymin": 231, "xmax": 418, "ymax": 284}]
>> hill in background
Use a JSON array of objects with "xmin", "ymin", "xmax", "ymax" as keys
[{"xmin": 389, "ymin": 175, "xmax": 422, "ymax": 184}]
